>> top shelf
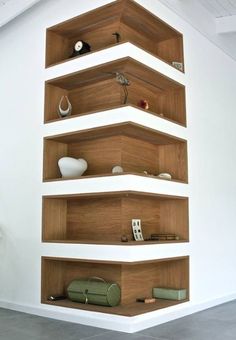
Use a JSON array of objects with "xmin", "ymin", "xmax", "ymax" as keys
[{"xmin": 45, "ymin": 0, "xmax": 184, "ymax": 70}]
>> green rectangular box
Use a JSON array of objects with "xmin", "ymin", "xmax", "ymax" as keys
[{"xmin": 153, "ymin": 287, "xmax": 187, "ymax": 300}]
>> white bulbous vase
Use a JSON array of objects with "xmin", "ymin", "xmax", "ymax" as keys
[{"xmin": 58, "ymin": 157, "xmax": 88, "ymax": 178}]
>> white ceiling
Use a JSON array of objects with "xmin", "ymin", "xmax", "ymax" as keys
[
  {"xmin": 158, "ymin": 0, "xmax": 236, "ymax": 62},
  {"xmin": 199, "ymin": 0, "xmax": 236, "ymax": 18},
  {"xmin": 0, "ymin": 0, "xmax": 236, "ymax": 61}
]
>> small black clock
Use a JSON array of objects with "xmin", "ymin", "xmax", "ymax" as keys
[{"xmin": 70, "ymin": 40, "xmax": 91, "ymax": 58}]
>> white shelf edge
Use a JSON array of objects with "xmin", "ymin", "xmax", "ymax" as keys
[
  {"xmin": 42, "ymin": 106, "xmax": 188, "ymax": 141},
  {"xmin": 41, "ymin": 174, "xmax": 189, "ymax": 197},
  {"xmin": 40, "ymin": 242, "xmax": 190, "ymax": 262},
  {"xmin": 44, "ymin": 42, "xmax": 185, "ymax": 86}
]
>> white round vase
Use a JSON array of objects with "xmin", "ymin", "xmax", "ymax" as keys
[{"xmin": 58, "ymin": 157, "xmax": 88, "ymax": 178}]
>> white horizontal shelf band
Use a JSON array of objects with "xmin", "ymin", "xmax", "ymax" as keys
[
  {"xmin": 41, "ymin": 174, "xmax": 189, "ymax": 197},
  {"xmin": 44, "ymin": 42, "xmax": 185, "ymax": 86},
  {"xmin": 43, "ymin": 106, "xmax": 187, "ymax": 140},
  {"xmin": 40, "ymin": 242, "xmax": 190, "ymax": 262}
]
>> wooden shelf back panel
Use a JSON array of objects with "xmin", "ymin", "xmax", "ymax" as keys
[
  {"xmin": 157, "ymin": 36, "xmax": 184, "ymax": 65},
  {"xmin": 49, "ymin": 1, "xmax": 124, "ymax": 36},
  {"xmin": 42, "ymin": 191, "xmax": 189, "ymax": 243},
  {"xmin": 68, "ymin": 135, "xmax": 122, "ymax": 176},
  {"xmin": 66, "ymin": 197, "xmax": 122, "ymax": 241},
  {"xmin": 44, "ymin": 57, "xmax": 186, "ymax": 124},
  {"xmin": 69, "ymin": 79, "xmax": 122, "ymax": 117},
  {"xmin": 41, "ymin": 256, "xmax": 189, "ymax": 316},
  {"xmin": 43, "ymin": 140, "xmax": 68, "ymax": 180},
  {"xmin": 120, "ymin": 0, "xmax": 179, "ymax": 42},
  {"xmin": 121, "ymin": 259, "xmax": 189, "ymax": 305},
  {"xmin": 43, "ymin": 122, "xmax": 188, "ymax": 182},
  {"xmin": 43, "ymin": 198, "xmax": 68, "ymax": 241},
  {"xmin": 160, "ymin": 199, "xmax": 189, "ymax": 240},
  {"xmin": 45, "ymin": 0, "xmax": 184, "ymax": 69}
]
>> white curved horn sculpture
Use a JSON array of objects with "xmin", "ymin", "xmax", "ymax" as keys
[{"xmin": 58, "ymin": 95, "xmax": 72, "ymax": 118}]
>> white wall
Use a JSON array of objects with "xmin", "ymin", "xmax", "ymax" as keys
[{"xmin": 0, "ymin": 0, "xmax": 236, "ymax": 333}]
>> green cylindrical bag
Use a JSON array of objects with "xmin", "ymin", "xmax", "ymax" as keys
[{"xmin": 67, "ymin": 277, "xmax": 121, "ymax": 307}]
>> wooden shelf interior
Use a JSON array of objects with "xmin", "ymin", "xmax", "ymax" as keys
[
  {"xmin": 41, "ymin": 256, "xmax": 189, "ymax": 316},
  {"xmin": 46, "ymin": 0, "xmax": 184, "ymax": 69},
  {"xmin": 43, "ymin": 122, "xmax": 188, "ymax": 182},
  {"xmin": 45, "ymin": 57, "xmax": 186, "ymax": 125},
  {"xmin": 42, "ymin": 191, "xmax": 189, "ymax": 243}
]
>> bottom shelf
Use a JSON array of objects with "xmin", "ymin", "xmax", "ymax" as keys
[
  {"xmin": 41, "ymin": 256, "xmax": 189, "ymax": 316},
  {"xmin": 44, "ymin": 298, "xmax": 188, "ymax": 317}
]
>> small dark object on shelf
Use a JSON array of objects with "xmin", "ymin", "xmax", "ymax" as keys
[
  {"xmin": 172, "ymin": 61, "xmax": 184, "ymax": 71},
  {"xmin": 121, "ymin": 235, "xmax": 128, "ymax": 242},
  {"xmin": 149, "ymin": 233, "xmax": 180, "ymax": 241},
  {"xmin": 106, "ymin": 71, "xmax": 130, "ymax": 104},
  {"xmin": 136, "ymin": 297, "xmax": 156, "ymax": 303},
  {"xmin": 70, "ymin": 40, "xmax": 91, "ymax": 58},
  {"xmin": 112, "ymin": 32, "xmax": 121, "ymax": 43},
  {"xmin": 47, "ymin": 295, "xmax": 66, "ymax": 301},
  {"xmin": 138, "ymin": 99, "xmax": 149, "ymax": 110}
]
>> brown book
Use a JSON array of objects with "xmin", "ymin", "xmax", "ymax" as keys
[{"xmin": 150, "ymin": 234, "xmax": 178, "ymax": 241}]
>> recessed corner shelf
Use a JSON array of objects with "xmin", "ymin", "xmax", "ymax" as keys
[
  {"xmin": 43, "ymin": 122, "xmax": 188, "ymax": 183},
  {"xmin": 45, "ymin": 0, "xmax": 184, "ymax": 70},
  {"xmin": 41, "ymin": 256, "xmax": 189, "ymax": 316},
  {"xmin": 42, "ymin": 0, "xmax": 190, "ymax": 323},
  {"xmin": 45, "ymin": 57, "xmax": 186, "ymax": 125},
  {"xmin": 42, "ymin": 191, "xmax": 189, "ymax": 244}
]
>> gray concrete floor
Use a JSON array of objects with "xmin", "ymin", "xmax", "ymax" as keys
[{"xmin": 0, "ymin": 300, "xmax": 236, "ymax": 340}]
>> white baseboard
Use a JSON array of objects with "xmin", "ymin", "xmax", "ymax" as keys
[{"xmin": 1, "ymin": 293, "xmax": 236, "ymax": 333}]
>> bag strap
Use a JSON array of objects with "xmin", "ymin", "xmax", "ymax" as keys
[
  {"xmin": 83, "ymin": 277, "xmax": 106, "ymax": 304},
  {"xmin": 83, "ymin": 289, "xmax": 88, "ymax": 304}
]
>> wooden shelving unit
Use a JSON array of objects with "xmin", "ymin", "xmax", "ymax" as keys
[
  {"xmin": 41, "ymin": 256, "xmax": 189, "ymax": 316},
  {"xmin": 45, "ymin": 57, "xmax": 186, "ymax": 125},
  {"xmin": 45, "ymin": 0, "xmax": 184, "ymax": 69},
  {"xmin": 42, "ymin": 0, "xmax": 189, "ymax": 324},
  {"xmin": 43, "ymin": 122, "xmax": 188, "ymax": 182},
  {"xmin": 42, "ymin": 191, "xmax": 189, "ymax": 244}
]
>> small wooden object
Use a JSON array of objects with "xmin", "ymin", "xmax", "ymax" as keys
[
  {"xmin": 121, "ymin": 235, "xmax": 128, "ymax": 242},
  {"xmin": 136, "ymin": 297, "xmax": 156, "ymax": 303}
]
